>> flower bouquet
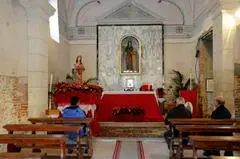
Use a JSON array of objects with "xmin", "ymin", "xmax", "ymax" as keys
[{"xmin": 112, "ymin": 107, "xmax": 144, "ymax": 122}]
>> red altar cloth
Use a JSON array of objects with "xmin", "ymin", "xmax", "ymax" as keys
[
  {"xmin": 95, "ymin": 92, "xmax": 164, "ymax": 122},
  {"xmin": 179, "ymin": 90, "xmax": 198, "ymax": 117},
  {"xmin": 54, "ymin": 91, "xmax": 102, "ymax": 105}
]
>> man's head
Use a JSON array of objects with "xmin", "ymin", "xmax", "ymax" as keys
[
  {"xmin": 214, "ymin": 96, "xmax": 225, "ymax": 108},
  {"xmin": 70, "ymin": 96, "xmax": 79, "ymax": 105},
  {"xmin": 176, "ymin": 97, "xmax": 185, "ymax": 106}
]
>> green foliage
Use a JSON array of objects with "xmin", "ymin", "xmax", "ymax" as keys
[
  {"xmin": 170, "ymin": 69, "xmax": 185, "ymax": 98},
  {"xmin": 83, "ymin": 77, "xmax": 98, "ymax": 85},
  {"xmin": 66, "ymin": 73, "xmax": 73, "ymax": 80}
]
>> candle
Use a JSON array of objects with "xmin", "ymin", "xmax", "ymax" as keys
[
  {"xmin": 49, "ymin": 73, "xmax": 53, "ymax": 92},
  {"xmin": 49, "ymin": 97, "xmax": 52, "ymax": 110},
  {"xmin": 189, "ymin": 73, "xmax": 192, "ymax": 90}
]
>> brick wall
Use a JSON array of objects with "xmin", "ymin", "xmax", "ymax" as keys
[
  {"xmin": 235, "ymin": 76, "xmax": 240, "ymax": 117},
  {"xmin": 199, "ymin": 46, "xmax": 207, "ymax": 117}
]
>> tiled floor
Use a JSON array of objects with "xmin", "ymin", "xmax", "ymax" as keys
[
  {"xmin": 92, "ymin": 137, "xmax": 237, "ymax": 159},
  {"xmin": 92, "ymin": 138, "xmax": 169, "ymax": 159}
]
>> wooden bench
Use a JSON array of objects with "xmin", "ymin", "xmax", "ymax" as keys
[
  {"xmin": 175, "ymin": 125, "xmax": 240, "ymax": 158},
  {"xmin": 0, "ymin": 152, "xmax": 42, "ymax": 159},
  {"xmin": 167, "ymin": 119, "xmax": 240, "ymax": 157},
  {"xmin": 169, "ymin": 119, "xmax": 240, "ymax": 126},
  {"xmin": 0, "ymin": 134, "xmax": 68, "ymax": 159},
  {"xmin": 28, "ymin": 118, "xmax": 93, "ymax": 156},
  {"xmin": 211, "ymin": 157, "xmax": 240, "ymax": 159},
  {"xmin": 3, "ymin": 124, "xmax": 83, "ymax": 158},
  {"xmin": 28, "ymin": 118, "xmax": 92, "ymax": 125},
  {"xmin": 191, "ymin": 136, "xmax": 240, "ymax": 159}
]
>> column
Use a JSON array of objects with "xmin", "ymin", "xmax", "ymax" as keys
[
  {"xmin": 19, "ymin": 0, "xmax": 54, "ymax": 117},
  {"xmin": 212, "ymin": 0, "xmax": 240, "ymax": 114}
]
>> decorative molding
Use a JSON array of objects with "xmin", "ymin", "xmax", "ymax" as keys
[
  {"xmin": 67, "ymin": 25, "xmax": 194, "ymax": 41},
  {"xmin": 75, "ymin": 0, "xmax": 98, "ymax": 26},
  {"xmin": 69, "ymin": 40, "xmax": 96, "ymax": 45},
  {"xmin": 162, "ymin": 0, "xmax": 185, "ymax": 24},
  {"xmin": 96, "ymin": 0, "xmax": 164, "ymax": 24}
]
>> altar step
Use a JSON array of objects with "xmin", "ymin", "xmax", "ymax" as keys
[{"xmin": 97, "ymin": 122, "xmax": 165, "ymax": 137}]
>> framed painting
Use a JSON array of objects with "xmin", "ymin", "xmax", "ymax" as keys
[
  {"xmin": 206, "ymin": 78, "xmax": 214, "ymax": 92},
  {"xmin": 119, "ymin": 35, "xmax": 141, "ymax": 75}
]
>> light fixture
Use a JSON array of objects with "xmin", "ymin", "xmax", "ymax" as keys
[
  {"xmin": 158, "ymin": 0, "xmax": 163, "ymax": 3},
  {"xmin": 223, "ymin": 13, "xmax": 236, "ymax": 29},
  {"xmin": 97, "ymin": 0, "xmax": 101, "ymax": 4},
  {"xmin": 235, "ymin": 8, "xmax": 240, "ymax": 19}
]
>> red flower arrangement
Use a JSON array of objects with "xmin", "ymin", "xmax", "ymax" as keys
[
  {"xmin": 52, "ymin": 82, "xmax": 103, "ymax": 94},
  {"xmin": 112, "ymin": 107, "xmax": 144, "ymax": 116},
  {"xmin": 112, "ymin": 107, "xmax": 144, "ymax": 122}
]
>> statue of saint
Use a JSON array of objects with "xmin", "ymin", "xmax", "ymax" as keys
[
  {"xmin": 74, "ymin": 56, "xmax": 85, "ymax": 84},
  {"xmin": 125, "ymin": 40, "xmax": 137, "ymax": 71}
]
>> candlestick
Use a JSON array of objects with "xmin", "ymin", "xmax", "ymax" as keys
[
  {"xmin": 49, "ymin": 97, "xmax": 52, "ymax": 110},
  {"xmin": 49, "ymin": 73, "xmax": 53, "ymax": 92},
  {"xmin": 189, "ymin": 73, "xmax": 192, "ymax": 90}
]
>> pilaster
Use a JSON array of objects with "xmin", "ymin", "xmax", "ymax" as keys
[
  {"xmin": 19, "ymin": 0, "xmax": 53, "ymax": 117},
  {"xmin": 212, "ymin": 3, "xmax": 236, "ymax": 114}
]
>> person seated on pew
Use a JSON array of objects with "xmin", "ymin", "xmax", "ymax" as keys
[
  {"xmin": 164, "ymin": 97, "xmax": 192, "ymax": 148},
  {"xmin": 62, "ymin": 96, "xmax": 87, "ymax": 153},
  {"xmin": 203, "ymin": 96, "xmax": 233, "ymax": 157}
]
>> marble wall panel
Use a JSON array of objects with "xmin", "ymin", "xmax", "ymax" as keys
[{"xmin": 98, "ymin": 25, "xmax": 163, "ymax": 90}]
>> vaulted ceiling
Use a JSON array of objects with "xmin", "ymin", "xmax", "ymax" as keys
[
  {"xmin": 60, "ymin": 0, "xmax": 217, "ymax": 26},
  {"xmin": 57, "ymin": 0, "xmax": 219, "ymax": 40}
]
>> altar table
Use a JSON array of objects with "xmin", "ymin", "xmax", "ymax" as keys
[{"xmin": 95, "ymin": 91, "xmax": 164, "ymax": 122}]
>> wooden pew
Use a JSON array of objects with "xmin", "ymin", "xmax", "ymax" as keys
[
  {"xmin": 175, "ymin": 125, "xmax": 240, "ymax": 158},
  {"xmin": 0, "ymin": 134, "xmax": 68, "ymax": 159},
  {"xmin": 28, "ymin": 118, "xmax": 92, "ymax": 125},
  {"xmin": 211, "ymin": 157, "xmax": 240, "ymax": 159},
  {"xmin": 167, "ymin": 119, "xmax": 239, "ymax": 157},
  {"xmin": 0, "ymin": 152, "xmax": 42, "ymax": 159},
  {"xmin": 3, "ymin": 124, "xmax": 83, "ymax": 159},
  {"xmin": 28, "ymin": 118, "xmax": 93, "ymax": 157},
  {"xmin": 169, "ymin": 118, "xmax": 239, "ymax": 126},
  {"xmin": 190, "ymin": 136, "xmax": 240, "ymax": 159}
]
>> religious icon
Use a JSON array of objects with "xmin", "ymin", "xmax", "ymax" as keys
[
  {"xmin": 74, "ymin": 55, "xmax": 85, "ymax": 84},
  {"xmin": 120, "ymin": 36, "xmax": 141, "ymax": 74}
]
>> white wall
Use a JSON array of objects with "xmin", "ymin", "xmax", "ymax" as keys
[
  {"xmin": 0, "ymin": 0, "xmax": 28, "ymax": 77},
  {"xmin": 164, "ymin": 40, "xmax": 197, "ymax": 84},
  {"xmin": 48, "ymin": 36, "xmax": 70, "ymax": 82},
  {"xmin": 70, "ymin": 43, "xmax": 97, "ymax": 82}
]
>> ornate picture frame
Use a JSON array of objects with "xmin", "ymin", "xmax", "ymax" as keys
[{"xmin": 119, "ymin": 35, "xmax": 141, "ymax": 75}]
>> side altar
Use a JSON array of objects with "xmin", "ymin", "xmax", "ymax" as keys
[{"xmin": 52, "ymin": 82, "xmax": 103, "ymax": 117}]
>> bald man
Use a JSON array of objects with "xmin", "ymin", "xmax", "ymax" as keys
[
  {"xmin": 211, "ymin": 96, "xmax": 231, "ymax": 119},
  {"xmin": 203, "ymin": 96, "xmax": 232, "ymax": 156}
]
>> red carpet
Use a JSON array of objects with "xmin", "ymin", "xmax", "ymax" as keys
[
  {"xmin": 112, "ymin": 140, "xmax": 146, "ymax": 159},
  {"xmin": 112, "ymin": 141, "xmax": 122, "ymax": 159}
]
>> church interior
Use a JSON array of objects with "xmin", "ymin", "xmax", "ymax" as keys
[{"xmin": 0, "ymin": 0, "xmax": 240, "ymax": 158}]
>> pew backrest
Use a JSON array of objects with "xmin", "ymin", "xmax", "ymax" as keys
[
  {"xmin": 28, "ymin": 118, "xmax": 92, "ymax": 125},
  {"xmin": 3, "ymin": 124, "xmax": 82, "ymax": 133}
]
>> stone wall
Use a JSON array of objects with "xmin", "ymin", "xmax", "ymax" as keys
[
  {"xmin": 0, "ymin": 75, "xmax": 28, "ymax": 134},
  {"xmin": 235, "ymin": 76, "xmax": 240, "ymax": 117}
]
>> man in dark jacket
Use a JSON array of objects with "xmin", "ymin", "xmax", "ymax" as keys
[
  {"xmin": 164, "ymin": 97, "xmax": 192, "ymax": 148},
  {"xmin": 203, "ymin": 96, "xmax": 233, "ymax": 156}
]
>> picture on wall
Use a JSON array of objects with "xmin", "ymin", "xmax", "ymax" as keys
[{"xmin": 120, "ymin": 36, "xmax": 141, "ymax": 74}]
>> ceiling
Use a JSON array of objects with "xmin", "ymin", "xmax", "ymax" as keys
[{"xmin": 59, "ymin": 0, "xmax": 218, "ymax": 27}]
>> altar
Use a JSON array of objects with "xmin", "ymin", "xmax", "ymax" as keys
[{"xmin": 95, "ymin": 91, "xmax": 164, "ymax": 122}]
